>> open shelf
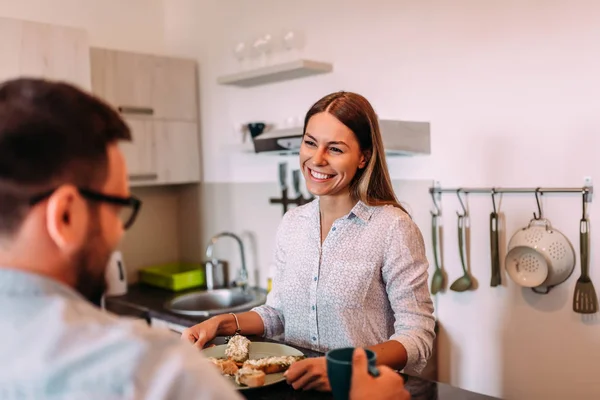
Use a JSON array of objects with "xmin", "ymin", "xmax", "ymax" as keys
[{"xmin": 217, "ymin": 59, "xmax": 333, "ymax": 87}]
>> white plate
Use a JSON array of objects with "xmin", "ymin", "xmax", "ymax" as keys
[
  {"xmin": 202, "ymin": 341, "xmax": 305, "ymax": 390},
  {"xmin": 506, "ymin": 246, "xmax": 548, "ymax": 287}
]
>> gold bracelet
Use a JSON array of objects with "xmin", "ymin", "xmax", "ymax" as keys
[{"xmin": 229, "ymin": 312, "xmax": 241, "ymax": 335}]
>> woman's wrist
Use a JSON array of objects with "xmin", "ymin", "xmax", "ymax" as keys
[{"xmin": 214, "ymin": 313, "xmax": 236, "ymax": 336}]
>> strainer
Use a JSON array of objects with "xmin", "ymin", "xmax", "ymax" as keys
[{"xmin": 506, "ymin": 217, "xmax": 576, "ymax": 294}]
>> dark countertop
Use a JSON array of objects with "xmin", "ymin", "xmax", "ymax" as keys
[{"xmin": 104, "ymin": 284, "xmax": 500, "ymax": 400}]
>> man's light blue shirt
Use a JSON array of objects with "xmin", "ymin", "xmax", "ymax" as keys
[{"xmin": 0, "ymin": 268, "xmax": 241, "ymax": 399}]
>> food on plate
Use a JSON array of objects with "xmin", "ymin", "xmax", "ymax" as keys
[
  {"xmin": 205, "ymin": 334, "xmax": 305, "ymax": 388},
  {"xmin": 207, "ymin": 357, "xmax": 239, "ymax": 376},
  {"xmin": 225, "ymin": 334, "xmax": 250, "ymax": 364},
  {"xmin": 242, "ymin": 355, "xmax": 305, "ymax": 374},
  {"xmin": 235, "ymin": 367, "xmax": 266, "ymax": 388}
]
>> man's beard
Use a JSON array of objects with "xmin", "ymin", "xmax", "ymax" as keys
[{"xmin": 74, "ymin": 221, "xmax": 112, "ymax": 306}]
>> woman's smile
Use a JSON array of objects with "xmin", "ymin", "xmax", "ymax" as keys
[{"xmin": 307, "ymin": 167, "xmax": 336, "ymax": 182}]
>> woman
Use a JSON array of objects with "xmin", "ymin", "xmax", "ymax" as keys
[{"xmin": 182, "ymin": 91, "xmax": 435, "ymax": 391}]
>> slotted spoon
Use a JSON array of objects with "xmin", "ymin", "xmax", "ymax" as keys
[{"xmin": 573, "ymin": 216, "xmax": 598, "ymax": 314}]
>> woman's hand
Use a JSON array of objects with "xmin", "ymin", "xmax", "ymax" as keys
[
  {"xmin": 284, "ymin": 357, "xmax": 331, "ymax": 392},
  {"xmin": 181, "ymin": 318, "xmax": 220, "ymax": 349}
]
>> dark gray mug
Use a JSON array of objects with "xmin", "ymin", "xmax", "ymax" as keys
[{"xmin": 326, "ymin": 347, "xmax": 380, "ymax": 400}]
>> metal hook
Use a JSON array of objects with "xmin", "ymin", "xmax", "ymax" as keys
[
  {"xmin": 491, "ymin": 188, "xmax": 497, "ymax": 214},
  {"xmin": 430, "ymin": 188, "xmax": 441, "ymax": 216},
  {"xmin": 582, "ymin": 188, "xmax": 588, "ymax": 220},
  {"xmin": 533, "ymin": 188, "xmax": 543, "ymax": 220},
  {"xmin": 456, "ymin": 189, "xmax": 468, "ymax": 217}
]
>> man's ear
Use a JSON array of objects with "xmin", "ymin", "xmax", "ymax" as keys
[
  {"xmin": 46, "ymin": 185, "xmax": 89, "ymax": 254},
  {"xmin": 359, "ymin": 150, "xmax": 371, "ymax": 169}
]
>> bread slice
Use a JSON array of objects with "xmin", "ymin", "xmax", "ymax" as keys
[
  {"xmin": 225, "ymin": 335, "xmax": 250, "ymax": 364},
  {"xmin": 242, "ymin": 355, "xmax": 305, "ymax": 374},
  {"xmin": 207, "ymin": 357, "xmax": 239, "ymax": 376},
  {"xmin": 235, "ymin": 367, "xmax": 266, "ymax": 388}
]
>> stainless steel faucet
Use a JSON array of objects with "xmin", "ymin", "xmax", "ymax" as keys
[{"xmin": 205, "ymin": 232, "xmax": 248, "ymax": 290}]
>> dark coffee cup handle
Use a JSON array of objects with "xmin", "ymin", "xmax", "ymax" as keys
[{"xmin": 367, "ymin": 365, "xmax": 380, "ymax": 377}]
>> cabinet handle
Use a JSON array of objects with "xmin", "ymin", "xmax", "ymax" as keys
[
  {"xmin": 118, "ymin": 106, "xmax": 154, "ymax": 115},
  {"xmin": 129, "ymin": 173, "xmax": 158, "ymax": 181}
]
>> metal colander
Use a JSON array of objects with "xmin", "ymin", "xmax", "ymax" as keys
[{"xmin": 506, "ymin": 218, "xmax": 575, "ymax": 293}]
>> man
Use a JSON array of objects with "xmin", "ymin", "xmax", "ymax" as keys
[{"xmin": 0, "ymin": 78, "xmax": 241, "ymax": 399}]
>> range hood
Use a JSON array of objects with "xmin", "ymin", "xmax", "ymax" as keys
[{"xmin": 251, "ymin": 119, "xmax": 430, "ymax": 156}]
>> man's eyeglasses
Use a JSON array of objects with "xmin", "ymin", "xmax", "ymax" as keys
[{"xmin": 29, "ymin": 188, "xmax": 142, "ymax": 230}]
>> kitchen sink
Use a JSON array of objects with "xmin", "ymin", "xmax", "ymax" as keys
[{"xmin": 164, "ymin": 287, "xmax": 267, "ymax": 317}]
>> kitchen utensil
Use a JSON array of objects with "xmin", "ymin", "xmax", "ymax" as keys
[
  {"xmin": 105, "ymin": 250, "xmax": 127, "ymax": 296},
  {"xmin": 278, "ymin": 162, "xmax": 287, "ymax": 191},
  {"xmin": 506, "ymin": 217, "xmax": 575, "ymax": 294},
  {"xmin": 202, "ymin": 342, "xmax": 305, "ymax": 391},
  {"xmin": 489, "ymin": 190, "xmax": 501, "ymax": 287},
  {"xmin": 430, "ymin": 212, "xmax": 444, "ymax": 295},
  {"xmin": 573, "ymin": 216, "xmax": 598, "ymax": 313},
  {"xmin": 490, "ymin": 212, "xmax": 501, "ymax": 287},
  {"xmin": 450, "ymin": 213, "xmax": 473, "ymax": 292},
  {"xmin": 292, "ymin": 169, "xmax": 301, "ymax": 198}
]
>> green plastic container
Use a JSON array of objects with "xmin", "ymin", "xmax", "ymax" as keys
[{"xmin": 138, "ymin": 262, "xmax": 205, "ymax": 291}]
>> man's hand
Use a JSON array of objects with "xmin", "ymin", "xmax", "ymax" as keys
[
  {"xmin": 284, "ymin": 357, "xmax": 331, "ymax": 392},
  {"xmin": 350, "ymin": 348, "xmax": 410, "ymax": 400}
]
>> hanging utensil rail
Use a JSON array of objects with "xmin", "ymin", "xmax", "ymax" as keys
[{"xmin": 429, "ymin": 186, "xmax": 593, "ymax": 202}]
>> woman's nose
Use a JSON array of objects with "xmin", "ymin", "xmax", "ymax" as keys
[{"xmin": 311, "ymin": 147, "xmax": 327, "ymax": 165}]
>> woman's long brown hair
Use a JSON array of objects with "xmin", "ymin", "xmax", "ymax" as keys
[{"xmin": 302, "ymin": 91, "xmax": 407, "ymax": 214}]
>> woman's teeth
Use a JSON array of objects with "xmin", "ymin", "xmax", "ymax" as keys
[{"xmin": 310, "ymin": 169, "xmax": 333, "ymax": 180}]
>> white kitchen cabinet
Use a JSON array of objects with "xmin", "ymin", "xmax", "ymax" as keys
[
  {"xmin": 154, "ymin": 121, "xmax": 201, "ymax": 184},
  {"xmin": 90, "ymin": 47, "xmax": 201, "ymax": 187},
  {"xmin": 90, "ymin": 48, "xmax": 154, "ymax": 117},
  {"xmin": 90, "ymin": 48, "xmax": 198, "ymax": 121},
  {"xmin": 152, "ymin": 57, "xmax": 198, "ymax": 121},
  {"xmin": 121, "ymin": 118, "xmax": 158, "ymax": 185},
  {"xmin": 0, "ymin": 17, "xmax": 90, "ymax": 90},
  {"xmin": 121, "ymin": 119, "xmax": 200, "ymax": 186}
]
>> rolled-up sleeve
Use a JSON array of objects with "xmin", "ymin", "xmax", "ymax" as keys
[
  {"xmin": 383, "ymin": 213, "xmax": 436, "ymax": 375},
  {"xmin": 251, "ymin": 214, "xmax": 289, "ymax": 338}
]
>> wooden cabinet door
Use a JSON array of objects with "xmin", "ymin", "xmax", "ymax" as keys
[
  {"xmin": 0, "ymin": 17, "xmax": 90, "ymax": 90},
  {"xmin": 152, "ymin": 57, "xmax": 198, "ymax": 121},
  {"xmin": 120, "ymin": 118, "xmax": 158, "ymax": 186},
  {"xmin": 90, "ymin": 48, "xmax": 154, "ymax": 117},
  {"xmin": 154, "ymin": 121, "xmax": 200, "ymax": 184}
]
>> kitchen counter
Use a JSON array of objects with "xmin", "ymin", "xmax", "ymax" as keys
[{"xmin": 104, "ymin": 284, "xmax": 500, "ymax": 400}]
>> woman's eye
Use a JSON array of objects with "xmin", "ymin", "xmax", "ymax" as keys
[
  {"xmin": 304, "ymin": 140, "xmax": 316, "ymax": 147},
  {"xmin": 330, "ymin": 147, "xmax": 342, "ymax": 153}
]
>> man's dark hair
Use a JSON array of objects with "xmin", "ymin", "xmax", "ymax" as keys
[{"xmin": 0, "ymin": 77, "xmax": 131, "ymax": 235}]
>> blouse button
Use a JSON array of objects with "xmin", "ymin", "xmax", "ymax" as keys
[{"xmin": 332, "ymin": 227, "xmax": 336, "ymax": 231}]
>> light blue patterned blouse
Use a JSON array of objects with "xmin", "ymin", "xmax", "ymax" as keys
[
  {"xmin": 0, "ymin": 268, "xmax": 241, "ymax": 400},
  {"xmin": 252, "ymin": 198, "xmax": 436, "ymax": 375}
]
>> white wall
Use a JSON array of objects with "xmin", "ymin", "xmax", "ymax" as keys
[{"xmin": 163, "ymin": 1, "xmax": 600, "ymax": 399}]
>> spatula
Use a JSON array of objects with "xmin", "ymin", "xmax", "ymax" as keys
[
  {"xmin": 573, "ymin": 216, "xmax": 598, "ymax": 314},
  {"xmin": 490, "ymin": 211, "xmax": 501, "ymax": 287}
]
